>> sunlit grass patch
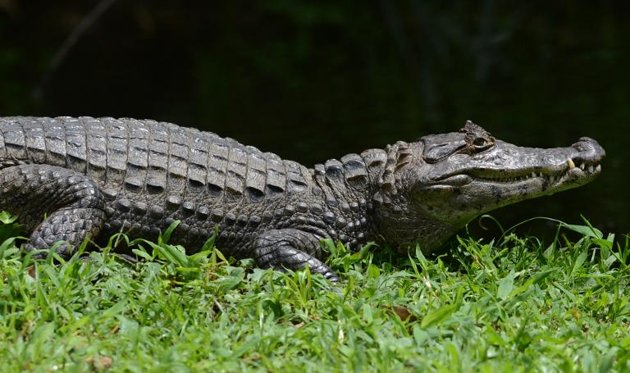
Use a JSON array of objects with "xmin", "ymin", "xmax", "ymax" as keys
[{"xmin": 0, "ymin": 214, "xmax": 628, "ymax": 371}]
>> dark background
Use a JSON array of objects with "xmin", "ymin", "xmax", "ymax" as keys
[{"xmin": 1, "ymin": 1, "xmax": 628, "ymax": 241}]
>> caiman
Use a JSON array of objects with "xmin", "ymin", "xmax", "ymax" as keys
[{"xmin": 0, "ymin": 117, "xmax": 605, "ymax": 280}]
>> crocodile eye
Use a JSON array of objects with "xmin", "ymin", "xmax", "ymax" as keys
[
  {"xmin": 473, "ymin": 138, "xmax": 487, "ymax": 147},
  {"xmin": 470, "ymin": 136, "xmax": 494, "ymax": 152}
]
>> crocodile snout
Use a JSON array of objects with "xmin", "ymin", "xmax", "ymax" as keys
[{"xmin": 572, "ymin": 137, "xmax": 606, "ymax": 163}]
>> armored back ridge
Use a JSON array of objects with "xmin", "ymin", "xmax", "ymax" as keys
[{"xmin": 0, "ymin": 117, "xmax": 605, "ymax": 281}]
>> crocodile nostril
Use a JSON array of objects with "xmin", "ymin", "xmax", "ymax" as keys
[
  {"xmin": 572, "ymin": 137, "xmax": 605, "ymax": 157},
  {"xmin": 573, "ymin": 142, "xmax": 590, "ymax": 153}
]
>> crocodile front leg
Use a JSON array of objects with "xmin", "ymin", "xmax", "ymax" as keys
[
  {"xmin": 254, "ymin": 229, "xmax": 339, "ymax": 281},
  {"xmin": 0, "ymin": 164, "xmax": 106, "ymax": 258}
]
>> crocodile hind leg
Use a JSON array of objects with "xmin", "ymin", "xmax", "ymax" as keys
[
  {"xmin": 254, "ymin": 229, "xmax": 339, "ymax": 281},
  {"xmin": 0, "ymin": 164, "xmax": 106, "ymax": 258}
]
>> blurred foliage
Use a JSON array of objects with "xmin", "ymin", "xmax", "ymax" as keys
[{"xmin": 0, "ymin": 0, "xmax": 628, "ymax": 236}]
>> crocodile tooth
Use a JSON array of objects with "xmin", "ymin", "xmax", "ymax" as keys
[
  {"xmin": 596, "ymin": 164, "xmax": 601, "ymax": 172},
  {"xmin": 531, "ymin": 172, "xmax": 536, "ymax": 178},
  {"xmin": 588, "ymin": 165, "xmax": 594, "ymax": 173},
  {"xmin": 567, "ymin": 159, "xmax": 575, "ymax": 169},
  {"xmin": 580, "ymin": 163, "xmax": 585, "ymax": 170}
]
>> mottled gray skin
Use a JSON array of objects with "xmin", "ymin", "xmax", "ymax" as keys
[{"xmin": 0, "ymin": 117, "xmax": 605, "ymax": 280}]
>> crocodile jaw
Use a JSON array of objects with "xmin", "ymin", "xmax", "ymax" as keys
[
  {"xmin": 431, "ymin": 150, "xmax": 603, "ymax": 201},
  {"xmin": 422, "ymin": 136, "xmax": 604, "ymax": 206}
]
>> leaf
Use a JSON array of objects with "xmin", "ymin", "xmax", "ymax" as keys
[
  {"xmin": 497, "ymin": 271, "xmax": 516, "ymax": 300},
  {"xmin": 0, "ymin": 237, "xmax": 18, "ymax": 257},
  {"xmin": 0, "ymin": 211, "xmax": 17, "ymax": 224},
  {"xmin": 561, "ymin": 222, "xmax": 602, "ymax": 239},
  {"xmin": 101, "ymin": 300, "xmax": 127, "ymax": 319},
  {"xmin": 139, "ymin": 239, "xmax": 188, "ymax": 267},
  {"xmin": 30, "ymin": 322, "xmax": 56, "ymax": 345},
  {"xmin": 593, "ymin": 237, "xmax": 613, "ymax": 250},
  {"xmin": 570, "ymin": 250, "xmax": 588, "ymax": 276},
  {"xmin": 176, "ymin": 266, "xmax": 202, "ymax": 280},
  {"xmin": 200, "ymin": 225, "xmax": 219, "ymax": 252},
  {"xmin": 421, "ymin": 289, "xmax": 463, "ymax": 328},
  {"xmin": 447, "ymin": 343, "xmax": 461, "ymax": 370},
  {"xmin": 160, "ymin": 220, "xmax": 181, "ymax": 244},
  {"xmin": 367, "ymin": 263, "xmax": 380, "ymax": 279},
  {"xmin": 510, "ymin": 269, "xmax": 555, "ymax": 298},
  {"xmin": 421, "ymin": 303, "xmax": 458, "ymax": 328},
  {"xmin": 131, "ymin": 247, "xmax": 154, "ymax": 261},
  {"xmin": 159, "ymin": 244, "xmax": 189, "ymax": 267}
]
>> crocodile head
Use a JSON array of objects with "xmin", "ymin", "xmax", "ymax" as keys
[{"xmin": 374, "ymin": 121, "xmax": 605, "ymax": 253}]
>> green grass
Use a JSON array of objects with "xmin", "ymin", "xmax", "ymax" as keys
[{"xmin": 0, "ymin": 216, "xmax": 629, "ymax": 372}]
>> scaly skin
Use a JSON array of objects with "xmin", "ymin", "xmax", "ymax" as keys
[{"xmin": 0, "ymin": 117, "xmax": 605, "ymax": 280}]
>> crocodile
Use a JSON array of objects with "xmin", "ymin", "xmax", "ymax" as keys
[{"xmin": 0, "ymin": 117, "xmax": 605, "ymax": 280}]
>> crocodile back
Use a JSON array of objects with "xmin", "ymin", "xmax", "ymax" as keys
[{"xmin": 0, "ymin": 117, "xmax": 312, "ymax": 203}]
